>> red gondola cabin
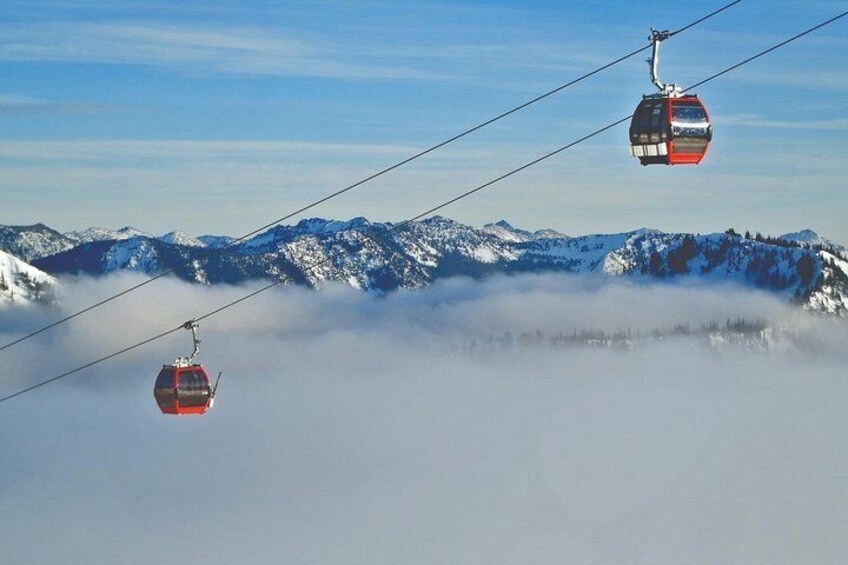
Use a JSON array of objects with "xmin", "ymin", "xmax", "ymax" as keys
[
  {"xmin": 154, "ymin": 364, "xmax": 214, "ymax": 415},
  {"xmin": 629, "ymin": 94, "xmax": 712, "ymax": 166}
]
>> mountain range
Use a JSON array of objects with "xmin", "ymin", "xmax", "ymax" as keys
[{"xmin": 0, "ymin": 218, "xmax": 846, "ymax": 315}]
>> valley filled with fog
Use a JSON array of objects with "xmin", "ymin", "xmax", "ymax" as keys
[{"xmin": 2, "ymin": 273, "xmax": 847, "ymax": 564}]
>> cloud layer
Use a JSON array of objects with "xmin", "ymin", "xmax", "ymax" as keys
[{"xmin": 2, "ymin": 274, "xmax": 847, "ymax": 564}]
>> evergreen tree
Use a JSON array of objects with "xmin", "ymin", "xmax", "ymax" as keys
[
  {"xmin": 796, "ymin": 254, "xmax": 816, "ymax": 287},
  {"xmin": 648, "ymin": 251, "xmax": 664, "ymax": 277},
  {"xmin": 667, "ymin": 235, "xmax": 697, "ymax": 274}
]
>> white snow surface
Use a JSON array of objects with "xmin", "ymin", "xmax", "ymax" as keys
[
  {"xmin": 0, "ymin": 249, "xmax": 57, "ymax": 306},
  {"xmin": 807, "ymin": 250, "xmax": 848, "ymax": 315}
]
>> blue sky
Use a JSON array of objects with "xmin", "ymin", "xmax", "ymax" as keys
[{"xmin": 1, "ymin": 0, "xmax": 846, "ymax": 242}]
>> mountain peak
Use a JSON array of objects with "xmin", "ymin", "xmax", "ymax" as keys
[
  {"xmin": 117, "ymin": 226, "xmax": 150, "ymax": 237},
  {"xmin": 621, "ymin": 228, "xmax": 663, "ymax": 239},
  {"xmin": 483, "ymin": 220, "xmax": 569, "ymax": 242},
  {"xmin": 158, "ymin": 230, "xmax": 204, "ymax": 247},
  {"xmin": 66, "ymin": 226, "xmax": 153, "ymax": 245},
  {"xmin": 482, "ymin": 220, "xmax": 534, "ymax": 243},
  {"xmin": 294, "ymin": 217, "xmax": 371, "ymax": 235},
  {"xmin": 779, "ymin": 229, "xmax": 843, "ymax": 251},
  {"xmin": 791, "ymin": 229, "xmax": 818, "ymax": 237},
  {"xmin": 0, "ymin": 224, "xmax": 77, "ymax": 262}
]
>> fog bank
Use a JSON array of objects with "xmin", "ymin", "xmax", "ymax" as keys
[{"xmin": 1, "ymin": 274, "xmax": 846, "ymax": 564}]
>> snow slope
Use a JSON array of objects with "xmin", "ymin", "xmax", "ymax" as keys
[{"xmin": 0, "ymin": 249, "xmax": 57, "ymax": 306}]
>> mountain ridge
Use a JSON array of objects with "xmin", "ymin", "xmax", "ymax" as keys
[{"xmin": 1, "ymin": 219, "xmax": 845, "ymax": 315}]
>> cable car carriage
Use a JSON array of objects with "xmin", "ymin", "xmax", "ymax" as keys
[
  {"xmin": 629, "ymin": 29, "xmax": 712, "ymax": 166},
  {"xmin": 154, "ymin": 321, "xmax": 221, "ymax": 415}
]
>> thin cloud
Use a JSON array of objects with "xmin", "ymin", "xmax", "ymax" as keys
[
  {"xmin": 727, "ymin": 68, "xmax": 848, "ymax": 92},
  {"xmin": 0, "ymin": 21, "xmax": 454, "ymax": 80},
  {"xmin": 0, "ymin": 139, "xmax": 421, "ymax": 161},
  {"xmin": 0, "ymin": 93, "xmax": 120, "ymax": 114},
  {"xmin": 716, "ymin": 114, "xmax": 848, "ymax": 131},
  {"xmin": 0, "ymin": 17, "xmax": 623, "ymax": 84}
]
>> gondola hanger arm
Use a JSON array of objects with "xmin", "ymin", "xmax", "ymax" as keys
[
  {"xmin": 175, "ymin": 320, "xmax": 201, "ymax": 366},
  {"xmin": 648, "ymin": 28, "xmax": 682, "ymax": 97}
]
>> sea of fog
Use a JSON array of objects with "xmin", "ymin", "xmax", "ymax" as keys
[{"xmin": 1, "ymin": 273, "xmax": 847, "ymax": 564}]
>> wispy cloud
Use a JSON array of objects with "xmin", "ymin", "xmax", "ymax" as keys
[
  {"xmin": 0, "ymin": 139, "xmax": 420, "ymax": 161},
  {"xmin": 0, "ymin": 15, "xmax": 627, "ymax": 86},
  {"xmin": 0, "ymin": 21, "xmax": 453, "ymax": 80},
  {"xmin": 0, "ymin": 93, "xmax": 119, "ymax": 114},
  {"xmin": 715, "ymin": 113, "xmax": 848, "ymax": 131},
  {"xmin": 729, "ymin": 68, "xmax": 848, "ymax": 92}
]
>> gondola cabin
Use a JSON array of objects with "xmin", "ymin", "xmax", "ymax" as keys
[
  {"xmin": 154, "ymin": 320, "xmax": 219, "ymax": 415},
  {"xmin": 629, "ymin": 94, "xmax": 711, "ymax": 165},
  {"xmin": 154, "ymin": 364, "xmax": 214, "ymax": 415}
]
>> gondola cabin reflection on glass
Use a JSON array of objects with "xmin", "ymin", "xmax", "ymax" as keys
[
  {"xmin": 153, "ymin": 321, "xmax": 221, "ymax": 415},
  {"xmin": 629, "ymin": 29, "xmax": 712, "ymax": 166}
]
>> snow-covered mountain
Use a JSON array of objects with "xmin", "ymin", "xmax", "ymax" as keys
[
  {"xmin": 0, "ymin": 224, "xmax": 78, "ymax": 262},
  {"xmin": 64, "ymin": 226, "xmax": 152, "ymax": 244},
  {"xmin": 482, "ymin": 220, "xmax": 568, "ymax": 243},
  {"xmin": 780, "ymin": 229, "xmax": 845, "ymax": 255},
  {"xmin": 158, "ymin": 230, "xmax": 205, "ymax": 247},
  {"xmin": 0, "ymin": 249, "xmax": 57, "ymax": 306},
  {"xmin": 25, "ymin": 217, "xmax": 848, "ymax": 315},
  {"xmin": 60, "ymin": 225, "xmax": 234, "ymax": 250}
]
